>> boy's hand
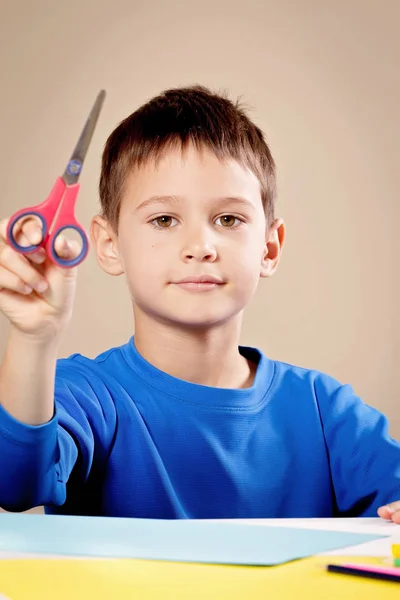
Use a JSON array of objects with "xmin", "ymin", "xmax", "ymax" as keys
[
  {"xmin": 378, "ymin": 502, "xmax": 400, "ymax": 524},
  {"xmin": 0, "ymin": 216, "xmax": 79, "ymax": 342}
]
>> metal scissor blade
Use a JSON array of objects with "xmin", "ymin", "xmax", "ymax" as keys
[{"xmin": 62, "ymin": 89, "xmax": 106, "ymax": 185}]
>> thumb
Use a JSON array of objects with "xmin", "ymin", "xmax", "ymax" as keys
[
  {"xmin": 53, "ymin": 236, "xmax": 82, "ymax": 264},
  {"xmin": 39, "ymin": 237, "xmax": 79, "ymax": 312},
  {"xmin": 47, "ymin": 236, "xmax": 82, "ymax": 283}
]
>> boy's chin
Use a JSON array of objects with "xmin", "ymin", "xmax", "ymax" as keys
[
  {"xmin": 157, "ymin": 307, "xmax": 243, "ymax": 330},
  {"xmin": 133, "ymin": 297, "xmax": 245, "ymax": 329}
]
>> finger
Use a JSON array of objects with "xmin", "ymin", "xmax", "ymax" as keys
[
  {"xmin": 20, "ymin": 216, "xmax": 43, "ymax": 245},
  {"xmin": 9, "ymin": 216, "xmax": 43, "ymax": 247},
  {"xmin": 27, "ymin": 247, "xmax": 47, "ymax": 264},
  {"xmin": 12, "ymin": 228, "xmax": 46, "ymax": 264},
  {"xmin": 378, "ymin": 506, "xmax": 390, "ymax": 519},
  {"xmin": 53, "ymin": 236, "xmax": 81, "ymax": 260},
  {"xmin": 0, "ymin": 265, "xmax": 33, "ymax": 295},
  {"xmin": 384, "ymin": 501, "xmax": 400, "ymax": 513},
  {"xmin": 0, "ymin": 217, "xmax": 45, "ymax": 264},
  {"xmin": 378, "ymin": 501, "xmax": 400, "ymax": 520},
  {"xmin": 0, "ymin": 215, "xmax": 43, "ymax": 248},
  {"xmin": 0, "ymin": 218, "xmax": 9, "ymax": 242},
  {"xmin": 13, "ymin": 230, "xmax": 46, "ymax": 264},
  {"xmin": 391, "ymin": 510, "xmax": 400, "ymax": 525},
  {"xmin": 0, "ymin": 244, "xmax": 48, "ymax": 293}
]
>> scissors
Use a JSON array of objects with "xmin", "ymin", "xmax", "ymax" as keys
[{"xmin": 6, "ymin": 90, "xmax": 106, "ymax": 268}]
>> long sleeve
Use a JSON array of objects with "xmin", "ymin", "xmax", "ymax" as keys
[
  {"xmin": 0, "ymin": 364, "xmax": 116, "ymax": 513},
  {"xmin": 315, "ymin": 374, "xmax": 400, "ymax": 516}
]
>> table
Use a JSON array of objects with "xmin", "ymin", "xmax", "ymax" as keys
[{"xmin": 0, "ymin": 517, "xmax": 399, "ymax": 599}]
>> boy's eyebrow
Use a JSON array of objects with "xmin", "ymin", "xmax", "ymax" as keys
[
  {"xmin": 135, "ymin": 195, "xmax": 180, "ymax": 211},
  {"xmin": 135, "ymin": 195, "xmax": 255, "ymax": 211}
]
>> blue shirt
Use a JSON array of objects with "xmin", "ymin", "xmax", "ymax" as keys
[{"xmin": 0, "ymin": 337, "xmax": 399, "ymax": 518}]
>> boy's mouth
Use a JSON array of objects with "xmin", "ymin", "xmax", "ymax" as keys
[{"xmin": 173, "ymin": 274, "xmax": 225, "ymax": 291}]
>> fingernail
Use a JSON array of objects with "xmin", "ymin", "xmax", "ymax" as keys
[
  {"xmin": 385, "ymin": 505, "xmax": 395, "ymax": 514},
  {"xmin": 23, "ymin": 285, "xmax": 33, "ymax": 294},
  {"xmin": 35, "ymin": 280, "xmax": 48, "ymax": 293},
  {"xmin": 35, "ymin": 252, "xmax": 46, "ymax": 262}
]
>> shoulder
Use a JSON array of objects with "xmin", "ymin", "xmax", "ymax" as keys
[
  {"xmin": 56, "ymin": 338, "xmax": 132, "ymax": 379},
  {"xmin": 268, "ymin": 354, "xmax": 383, "ymax": 429},
  {"xmin": 261, "ymin": 350, "xmax": 343, "ymax": 398},
  {"xmin": 53, "ymin": 338, "xmax": 134, "ymax": 408},
  {"xmin": 51, "ymin": 340, "xmax": 135, "ymax": 425},
  {"xmin": 257, "ymin": 348, "xmax": 368, "ymax": 413}
]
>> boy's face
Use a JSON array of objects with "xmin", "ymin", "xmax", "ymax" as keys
[{"xmin": 93, "ymin": 144, "xmax": 284, "ymax": 329}]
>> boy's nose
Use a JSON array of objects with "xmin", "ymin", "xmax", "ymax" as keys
[{"xmin": 181, "ymin": 235, "xmax": 217, "ymax": 262}]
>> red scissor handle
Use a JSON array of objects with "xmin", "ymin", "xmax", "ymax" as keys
[{"xmin": 6, "ymin": 177, "xmax": 89, "ymax": 268}]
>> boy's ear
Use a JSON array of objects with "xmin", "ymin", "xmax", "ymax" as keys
[
  {"xmin": 90, "ymin": 215, "xmax": 124, "ymax": 276},
  {"xmin": 260, "ymin": 218, "xmax": 285, "ymax": 278}
]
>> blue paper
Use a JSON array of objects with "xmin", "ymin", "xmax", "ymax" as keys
[{"xmin": 0, "ymin": 514, "xmax": 387, "ymax": 565}]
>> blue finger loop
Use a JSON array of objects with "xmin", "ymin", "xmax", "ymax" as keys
[
  {"xmin": 7, "ymin": 212, "xmax": 46, "ymax": 254},
  {"xmin": 49, "ymin": 225, "xmax": 88, "ymax": 267}
]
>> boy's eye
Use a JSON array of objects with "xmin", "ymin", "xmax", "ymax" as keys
[
  {"xmin": 215, "ymin": 215, "xmax": 242, "ymax": 228},
  {"xmin": 151, "ymin": 215, "xmax": 243, "ymax": 229},
  {"xmin": 152, "ymin": 216, "xmax": 177, "ymax": 228}
]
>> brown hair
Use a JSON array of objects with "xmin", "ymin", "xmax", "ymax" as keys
[{"xmin": 99, "ymin": 85, "xmax": 276, "ymax": 230}]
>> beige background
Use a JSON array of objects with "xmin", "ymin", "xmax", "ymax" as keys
[{"xmin": 0, "ymin": 0, "xmax": 398, "ymax": 455}]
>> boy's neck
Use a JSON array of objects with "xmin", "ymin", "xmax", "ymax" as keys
[{"xmin": 133, "ymin": 312, "xmax": 256, "ymax": 389}]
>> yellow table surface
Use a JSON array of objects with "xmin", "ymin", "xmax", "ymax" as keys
[{"xmin": 0, "ymin": 555, "xmax": 398, "ymax": 600}]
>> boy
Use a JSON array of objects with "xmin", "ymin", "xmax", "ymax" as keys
[{"xmin": 0, "ymin": 85, "xmax": 399, "ymax": 522}]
